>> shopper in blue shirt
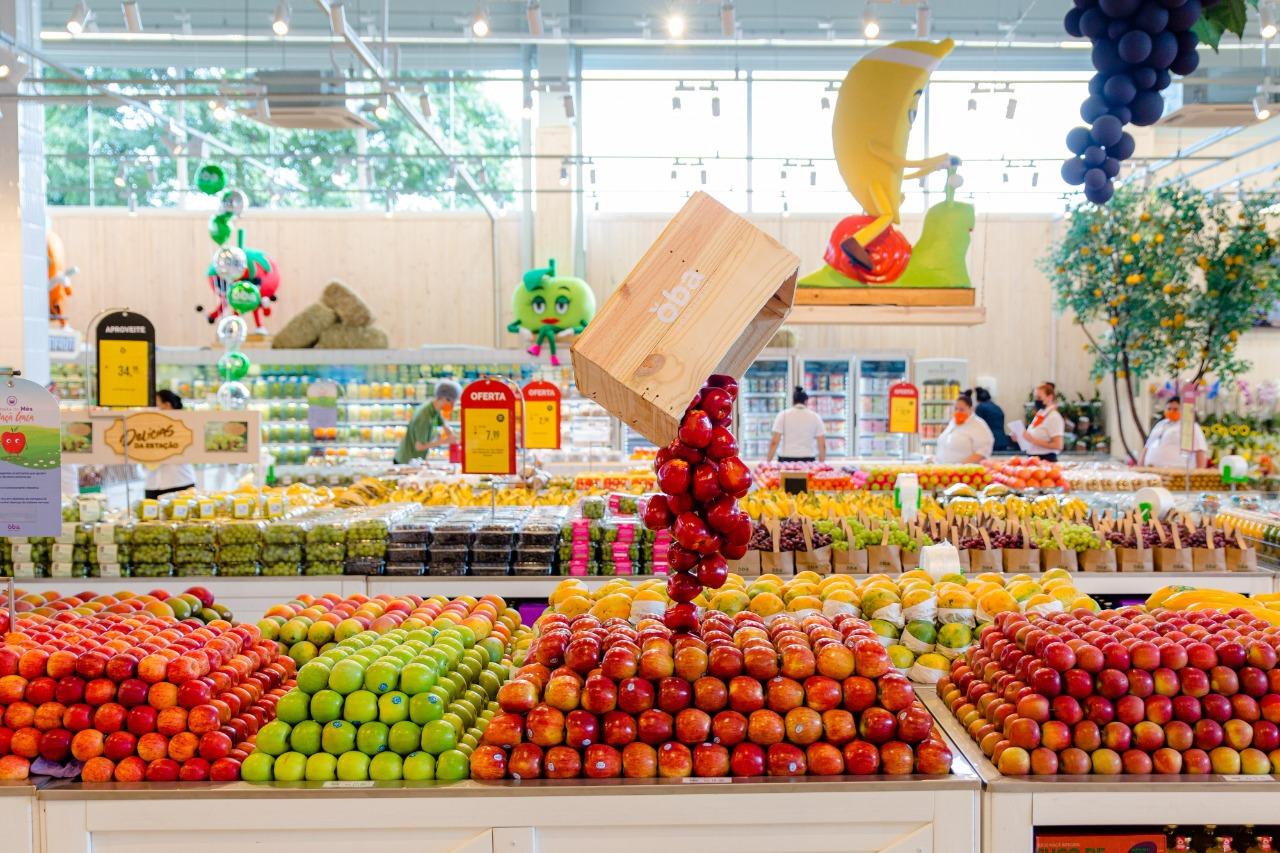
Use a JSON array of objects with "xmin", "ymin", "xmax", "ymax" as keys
[{"xmin": 971, "ymin": 387, "xmax": 1011, "ymax": 453}]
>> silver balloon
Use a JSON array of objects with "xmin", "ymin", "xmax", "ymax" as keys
[
  {"xmin": 220, "ymin": 189, "xmax": 249, "ymax": 216},
  {"xmin": 213, "ymin": 246, "xmax": 248, "ymax": 281},
  {"xmin": 215, "ymin": 380, "xmax": 251, "ymax": 410},
  {"xmin": 946, "ymin": 172, "xmax": 965, "ymax": 190},
  {"xmin": 215, "ymin": 315, "xmax": 249, "ymax": 349}
]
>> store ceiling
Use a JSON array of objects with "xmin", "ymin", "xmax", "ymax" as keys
[{"xmin": 30, "ymin": 0, "xmax": 1276, "ymax": 73}]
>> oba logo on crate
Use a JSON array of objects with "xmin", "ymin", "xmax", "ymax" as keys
[{"xmin": 648, "ymin": 269, "xmax": 707, "ymax": 323}]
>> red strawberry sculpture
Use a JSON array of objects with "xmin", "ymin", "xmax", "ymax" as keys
[{"xmin": 644, "ymin": 375, "xmax": 752, "ymax": 633}]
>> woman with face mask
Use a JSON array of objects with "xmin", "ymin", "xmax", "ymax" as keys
[
  {"xmin": 1139, "ymin": 396, "xmax": 1208, "ymax": 468},
  {"xmin": 1023, "ymin": 381, "xmax": 1065, "ymax": 462},
  {"xmin": 394, "ymin": 380, "xmax": 461, "ymax": 464},
  {"xmin": 934, "ymin": 392, "xmax": 994, "ymax": 464}
]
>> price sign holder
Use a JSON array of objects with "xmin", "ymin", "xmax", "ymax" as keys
[
  {"xmin": 888, "ymin": 382, "xmax": 920, "ymax": 435},
  {"xmin": 1180, "ymin": 381, "xmax": 1198, "ymax": 495},
  {"xmin": 522, "ymin": 380, "xmax": 562, "ymax": 450},
  {"xmin": 461, "ymin": 378, "xmax": 517, "ymax": 476},
  {"xmin": 94, "ymin": 310, "xmax": 155, "ymax": 409},
  {"xmin": 0, "ymin": 369, "xmax": 62, "ymax": 537}
]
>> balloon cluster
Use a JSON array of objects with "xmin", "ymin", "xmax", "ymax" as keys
[
  {"xmin": 194, "ymin": 164, "xmax": 280, "ymax": 330},
  {"xmin": 1062, "ymin": 0, "xmax": 1215, "ymax": 204},
  {"xmin": 642, "ymin": 375, "xmax": 754, "ymax": 633},
  {"xmin": 214, "ymin": 316, "xmax": 252, "ymax": 411}
]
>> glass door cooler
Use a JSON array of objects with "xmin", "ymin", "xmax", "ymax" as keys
[
  {"xmin": 856, "ymin": 355, "xmax": 911, "ymax": 457},
  {"xmin": 798, "ymin": 356, "xmax": 854, "ymax": 458},
  {"xmin": 914, "ymin": 358, "xmax": 968, "ymax": 454},
  {"xmin": 738, "ymin": 357, "xmax": 792, "ymax": 460}
]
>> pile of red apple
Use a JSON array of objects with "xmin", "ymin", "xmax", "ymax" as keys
[
  {"xmin": 470, "ymin": 609, "xmax": 953, "ymax": 780},
  {"xmin": 643, "ymin": 375, "xmax": 753, "ymax": 632},
  {"xmin": 939, "ymin": 606, "xmax": 1280, "ymax": 776},
  {"xmin": 0, "ymin": 608, "xmax": 293, "ymax": 782}
]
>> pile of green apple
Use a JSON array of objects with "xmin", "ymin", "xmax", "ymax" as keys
[{"xmin": 240, "ymin": 603, "xmax": 524, "ymax": 783}]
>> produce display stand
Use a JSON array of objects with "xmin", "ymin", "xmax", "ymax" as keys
[
  {"xmin": 35, "ymin": 768, "xmax": 980, "ymax": 853},
  {"xmin": 922, "ymin": 690, "xmax": 1280, "ymax": 853},
  {"xmin": 0, "ymin": 782, "xmax": 37, "ymax": 853}
]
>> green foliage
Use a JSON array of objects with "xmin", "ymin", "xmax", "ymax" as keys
[
  {"xmin": 1194, "ymin": 0, "xmax": 1260, "ymax": 50},
  {"xmin": 44, "ymin": 68, "xmax": 519, "ymax": 210}
]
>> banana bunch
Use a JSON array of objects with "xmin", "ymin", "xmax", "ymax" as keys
[{"xmin": 331, "ymin": 477, "xmax": 393, "ymax": 507}]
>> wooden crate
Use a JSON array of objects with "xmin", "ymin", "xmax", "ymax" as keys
[{"xmin": 572, "ymin": 192, "xmax": 799, "ymax": 445}]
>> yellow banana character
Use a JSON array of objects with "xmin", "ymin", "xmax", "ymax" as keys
[{"xmin": 832, "ymin": 39, "xmax": 957, "ymax": 270}]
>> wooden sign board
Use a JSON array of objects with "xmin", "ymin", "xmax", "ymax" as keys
[
  {"xmin": 572, "ymin": 192, "xmax": 799, "ymax": 445},
  {"xmin": 61, "ymin": 408, "xmax": 260, "ymax": 465}
]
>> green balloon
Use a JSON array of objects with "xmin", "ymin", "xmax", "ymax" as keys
[
  {"xmin": 217, "ymin": 351, "xmax": 251, "ymax": 382},
  {"xmin": 227, "ymin": 281, "xmax": 262, "ymax": 314},
  {"xmin": 196, "ymin": 163, "xmax": 228, "ymax": 196},
  {"xmin": 208, "ymin": 212, "xmax": 233, "ymax": 246}
]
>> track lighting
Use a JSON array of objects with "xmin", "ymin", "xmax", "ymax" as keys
[
  {"xmin": 272, "ymin": 0, "xmax": 290, "ymax": 36},
  {"xmin": 66, "ymin": 1, "xmax": 92, "ymax": 35},
  {"xmin": 122, "ymin": 1, "xmax": 142, "ymax": 33}
]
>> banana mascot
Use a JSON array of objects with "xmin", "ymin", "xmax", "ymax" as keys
[
  {"xmin": 47, "ymin": 232, "xmax": 78, "ymax": 327},
  {"xmin": 801, "ymin": 39, "xmax": 972, "ymax": 288}
]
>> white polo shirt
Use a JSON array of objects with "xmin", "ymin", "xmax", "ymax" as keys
[
  {"xmin": 1143, "ymin": 418, "xmax": 1208, "ymax": 468},
  {"xmin": 935, "ymin": 415, "xmax": 995, "ymax": 464},
  {"xmin": 1025, "ymin": 407, "xmax": 1065, "ymax": 457},
  {"xmin": 771, "ymin": 404, "xmax": 825, "ymax": 458}
]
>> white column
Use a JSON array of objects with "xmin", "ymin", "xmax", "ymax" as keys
[{"xmin": 0, "ymin": 0, "xmax": 49, "ymax": 383}]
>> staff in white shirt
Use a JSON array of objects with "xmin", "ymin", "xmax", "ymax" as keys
[
  {"xmin": 1139, "ymin": 396, "xmax": 1208, "ymax": 468},
  {"xmin": 934, "ymin": 392, "xmax": 995, "ymax": 464},
  {"xmin": 766, "ymin": 387, "xmax": 827, "ymax": 463},
  {"xmin": 1023, "ymin": 381, "xmax": 1065, "ymax": 462},
  {"xmin": 144, "ymin": 390, "xmax": 197, "ymax": 500}
]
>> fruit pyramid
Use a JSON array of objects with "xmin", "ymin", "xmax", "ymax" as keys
[
  {"xmin": 0, "ymin": 592, "xmax": 287, "ymax": 782},
  {"xmin": 240, "ymin": 594, "xmax": 526, "ymax": 783},
  {"xmin": 940, "ymin": 604, "xmax": 1280, "ymax": 776},
  {"xmin": 470, "ymin": 607, "xmax": 954, "ymax": 780},
  {"xmin": 1, "ymin": 587, "xmax": 233, "ymax": 634}
]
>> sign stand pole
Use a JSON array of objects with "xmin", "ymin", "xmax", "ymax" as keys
[{"xmin": 6, "ymin": 576, "xmax": 13, "ymax": 641}]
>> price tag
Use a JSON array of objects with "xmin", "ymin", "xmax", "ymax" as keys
[
  {"xmin": 461, "ymin": 379, "xmax": 516, "ymax": 475},
  {"xmin": 94, "ymin": 311, "xmax": 155, "ymax": 409},
  {"xmin": 1180, "ymin": 381, "xmax": 1198, "ymax": 454},
  {"xmin": 522, "ymin": 380, "xmax": 562, "ymax": 450},
  {"xmin": 1220, "ymin": 774, "xmax": 1275, "ymax": 782},
  {"xmin": 888, "ymin": 382, "xmax": 920, "ymax": 434},
  {"xmin": 321, "ymin": 780, "xmax": 376, "ymax": 788},
  {"xmin": 681, "ymin": 776, "xmax": 732, "ymax": 784}
]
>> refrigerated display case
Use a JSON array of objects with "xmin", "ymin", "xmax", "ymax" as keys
[
  {"xmin": 915, "ymin": 358, "xmax": 968, "ymax": 453},
  {"xmin": 798, "ymin": 356, "xmax": 854, "ymax": 458},
  {"xmin": 856, "ymin": 355, "xmax": 911, "ymax": 457},
  {"xmin": 738, "ymin": 357, "xmax": 792, "ymax": 460}
]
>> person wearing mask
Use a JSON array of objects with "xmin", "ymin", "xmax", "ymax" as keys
[
  {"xmin": 144, "ymin": 390, "xmax": 197, "ymax": 499},
  {"xmin": 972, "ymin": 387, "xmax": 1011, "ymax": 452},
  {"xmin": 394, "ymin": 380, "xmax": 461, "ymax": 464},
  {"xmin": 934, "ymin": 392, "xmax": 995, "ymax": 463},
  {"xmin": 766, "ymin": 387, "xmax": 826, "ymax": 463},
  {"xmin": 1139, "ymin": 396, "xmax": 1208, "ymax": 469},
  {"xmin": 1023, "ymin": 381, "xmax": 1065, "ymax": 462}
]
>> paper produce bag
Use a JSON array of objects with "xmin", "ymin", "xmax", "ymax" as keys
[
  {"xmin": 1039, "ymin": 548, "xmax": 1078, "ymax": 572},
  {"xmin": 866, "ymin": 542, "xmax": 902, "ymax": 574},
  {"xmin": 758, "ymin": 517, "xmax": 794, "ymax": 575},
  {"xmin": 1154, "ymin": 548, "xmax": 1193, "ymax": 572},
  {"xmin": 900, "ymin": 549, "xmax": 921, "ymax": 572},
  {"xmin": 793, "ymin": 518, "xmax": 831, "ymax": 573},
  {"xmin": 835, "ymin": 548, "xmax": 868, "ymax": 575},
  {"xmin": 1192, "ymin": 547, "xmax": 1226, "ymax": 572},
  {"xmin": 730, "ymin": 550, "xmax": 761, "ymax": 576},
  {"xmin": 1080, "ymin": 548, "xmax": 1117, "ymax": 572},
  {"xmin": 1226, "ymin": 531, "xmax": 1259, "ymax": 572},
  {"xmin": 1117, "ymin": 548, "xmax": 1153, "ymax": 572},
  {"xmin": 1003, "ymin": 548, "xmax": 1039, "ymax": 574}
]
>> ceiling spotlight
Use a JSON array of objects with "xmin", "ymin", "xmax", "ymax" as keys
[
  {"xmin": 1006, "ymin": 97, "xmax": 1017, "ymax": 119},
  {"xmin": 916, "ymin": 2, "xmax": 931, "ymax": 38},
  {"xmin": 862, "ymin": 5, "xmax": 880, "ymax": 39},
  {"xmin": 121, "ymin": 1, "xmax": 142, "ymax": 32},
  {"xmin": 672, "ymin": 95, "xmax": 682, "ymax": 110},
  {"xmin": 527, "ymin": 0, "xmax": 544, "ymax": 35},
  {"xmin": 66, "ymin": 1, "xmax": 92, "ymax": 34},
  {"xmin": 666, "ymin": 12, "xmax": 687, "ymax": 38},
  {"xmin": 212, "ymin": 100, "xmax": 232, "ymax": 122},
  {"xmin": 711, "ymin": 95, "xmax": 720, "ymax": 116},
  {"xmin": 1031, "ymin": 171, "xmax": 1040, "ymax": 187},
  {"xmin": 967, "ymin": 97, "xmax": 977, "ymax": 111},
  {"xmin": 559, "ymin": 161, "xmax": 570, "ymax": 186},
  {"xmin": 1002, "ymin": 171, "xmax": 1009, "ymax": 183},
  {"xmin": 720, "ymin": 1, "xmax": 735, "ymax": 37},
  {"xmin": 328, "ymin": 1, "xmax": 346, "ymax": 34},
  {"xmin": 589, "ymin": 167, "xmax": 596, "ymax": 184},
  {"xmin": 419, "ymin": 90, "xmax": 433, "ymax": 117},
  {"xmin": 1253, "ymin": 80, "xmax": 1280, "ymax": 120},
  {"xmin": 562, "ymin": 93, "xmax": 575, "ymax": 118},
  {"xmin": 444, "ymin": 164, "xmax": 458, "ymax": 190},
  {"xmin": 272, "ymin": 0, "xmax": 290, "ymax": 35},
  {"xmin": 128, "ymin": 192, "xmax": 137, "ymax": 214},
  {"xmin": 700, "ymin": 168, "xmax": 707, "ymax": 185},
  {"xmin": 670, "ymin": 166, "xmax": 677, "ymax": 180},
  {"xmin": 471, "ymin": 8, "xmax": 491, "ymax": 37},
  {"xmin": 374, "ymin": 93, "xmax": 391, "ymax": 121},
  {"xmin": 384, "ymin": 192, "xmax": 394, "ymax": 218},
  {"xmin": 1262, "ymin": 2, "xmax": 1278, "ymax": 40},
  {"xmin": 114, "ymin": 162, "xmax": 126, "ymax": 187},
  {"xmin": 521, "ymin": 87, "xmax": 533, "ymax": 118},
  {"xmin": 0, "ymin": 50, "xmax": 29, "ymax": 84}
]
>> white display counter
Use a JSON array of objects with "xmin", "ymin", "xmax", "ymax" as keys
[{"xmin": 0, "ymin": 783, "xmax": 37, "ymax": 853}]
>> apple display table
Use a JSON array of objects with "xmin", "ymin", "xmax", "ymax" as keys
[
  {"xmin": 37, "ymin": 770, "xmax": 979, "ymax": 853},
  {"xmin": 0, "ymin": 782, "xmax": 37, "ymax": 853},
  {"xmin": 922, "ymin": 691, "xmax": 1280, "ymax": 853}
]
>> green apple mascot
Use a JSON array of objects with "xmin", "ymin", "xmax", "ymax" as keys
[{"xmin": 507, "ymin": 259, "xmax": 596, "ymax": 366}]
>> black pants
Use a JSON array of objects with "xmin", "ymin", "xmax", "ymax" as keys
[
  {"xmin": 777, "ymin": 456, "xmax": 816, "ymax": 463},
  {"xmin": 145, "ymin": 484, "xmax": 195, "ymax": 500}
]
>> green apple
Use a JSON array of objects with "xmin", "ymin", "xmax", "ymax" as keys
[
  {"xmin": 241, "ymin": 751, "xmax": 275, "ymax": 782},
  {"xmin": 456, "ymin": 659, "xmax": 480, "ymax": 684},
  {"xmin": 389, "ymin": 648, "xmax": 415, "ymax": 667},
  {"xmin": 410, "ymin": 693, "xmax": 445, "ymax": 725},
  {"xmin": 310, "ymin": 689, "xmax": 344, "ymax": 724},
  {"xmin": 402, "ymin": 751, "xmax": 436, "ymax": 781},
  {"xmin": 276, "ymin": 689, "xmax": 310, "ymax": 724},
  {"xmin": 435, "ymin": 749, "xmax": 470, "ymax": 781},
  {"xmin": 456, "ymin": 742, "xmax": 474, "ymax": 758},
  {"xmin": 336, "ymin": 750, "xmax": 370, "ymax": 781},
  {"xmin": 257, "ymin": 618, "xmax": 281, "ymax": 642},
  {"xmin": 305, "ymin": 752, "xmax": 338, "ymax": 781},
  {"xmin": 328, "ymin": 659, "xmax": 365, "ymax": 695},
  {"xmin": 422, "ymin": 648, "xmax": 451, "ymax": 674},
  {"xmin": 450, "ymin": 700, "xmax": 477, "ymax": 729},
  {"xmin": 479, "ymin": 638, "xmax": 504, "ymax": 664},
  {"xmin": 460, "ymin": 733, "xmax": 479, "ymax": 751},
  {"xmin": 356, "ymin": 721, "xmax": 389, "ymax": 755},
  {"xmin": 344, "ymin": 690, "xmax": 378, "ymax": 724},
  {"xmin": 428, "ymin": 685, "xmax": 453, "ymax": 708},
  {"xmin": 297, "ymin": 661, "xmax": 332, "ymax": 694},
  {"xmin": 406, "ymin": 628, "xmax": 437, "ymax": 646},
  {"xmin": 399, "ymin": 662, "xmax": 437, "ymax": 696},
  {"xmin": 322, "ymin": 720, "xmax": 356, "ymax": 755},
  {"xmin": 369, "ymin": 751, "xmax": 403, "ymax": 781},
  {"xmin": 442, "ymin": 712, "xmax": 466, "ymax": 737},
  {"xmin": 464, "ymin": 687, "xmax": 487, "ymax": 710},
  {"xmin": 420, "ymin": 719, "xmax": 458, "ymax": 755},
  {"xmin": 364, "ymin": 659, "xmax": 401, "ymax": 695},
  {"xmin": 388, "ymin": 721, "xmax": 422, "ymax": 755},
  {"xmin": 378, "ymin": 691, "xmax": 409, "ymax": 725},
  {"xmin": 273, "ymin": 751, "xmax": 307, "ymax": 782},
  {"xmin": 255, "ymin": 720, "xmax": 292, "ymax": 756},
  {"xmin": 477, "ymin": 670, "xmax": 502, "ymax": 698},
  {"xmin": 289, "ymin": 641, "xmax": 318, "ymax": 665},
  {"xmin": 289, "ymin": 720, "xmax": 323, "ymax": 756},
  {"xmin": 442, "ymin": 672, "xmax": 469, "ymax": 701}
]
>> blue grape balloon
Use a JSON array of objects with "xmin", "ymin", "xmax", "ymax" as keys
[
  {"xmin": 1130, "ymin": 90, "xmax": 1165, "ymax": 126},
  {"xmin": 1110, "ymin": 132, "xmax": 1137, "ymax": 161},
  {"xmin": 1083, "ymin": 145, "xmax": 1108, "ymax": 167},
  {"xmin": 1085, "ymin": 180, "xmax": 1115, "ymax": 205},
  {"xmin": 1066, "ymin": 126, "xmax": 1094, "ymax": 155},
  {"xmin": 1102, "ymin": 157, "xmax": 1121, "ymax": 178},
  {"xmin": 1092, "ymin": 114, "xmax": 1124, "ymax": 147},
  {"xmin": 1119, "ymin": 30, "xmax": 1154, "ymax": 63},
  {"xmin": 1104, "ymin": 74, "xmax": 1137, "ymax": 105},
  {"xmin": 1062, "ymin": 157, "xmax": 1089, "ymax": 186}
]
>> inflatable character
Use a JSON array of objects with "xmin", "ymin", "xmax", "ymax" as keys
[
  {"xmin": 801, "ymin": 39, "xmax": 968, "ymax": 287},
  {"xmin": 47, "ymin": 232, "xmax": 78, "ymax": 326},
  {"xmin": 200, "ymin": 249, "xmax": 280, "ymax": 333},
  {"xmin": 507, "ymin": 259, "xmax": 595, "ymax": 366}
]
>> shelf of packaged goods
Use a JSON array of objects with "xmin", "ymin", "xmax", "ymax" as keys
[
  {"xmin": 742, "ymin": 392, "xmax": 787, "ymax": 398},
  {"xmin": 806, "ymin": 390, "xmax": 849, "ymax": 396},
  {"xmin": 919, "ymin": 692, "xmax": 1280, "ymax": 853},
  {"xmin": 820, "ymin": 416, "xmax": 848, "ymax": 422}
]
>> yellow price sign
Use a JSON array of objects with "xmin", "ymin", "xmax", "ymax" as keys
[
  {"xmin": 523, "ymin": 401, "xmax": 559, "ymax": 449},
  {"xmin": 98, "ymin": 340, "xmax": 152, "ymax": 408},
  {"xmin": 887, "ymin": 382, "xmax": 919, "ymax": 435},
  {"xmin": 462, "ymin": 408, "xmax": 516, "ymax": 475}
]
